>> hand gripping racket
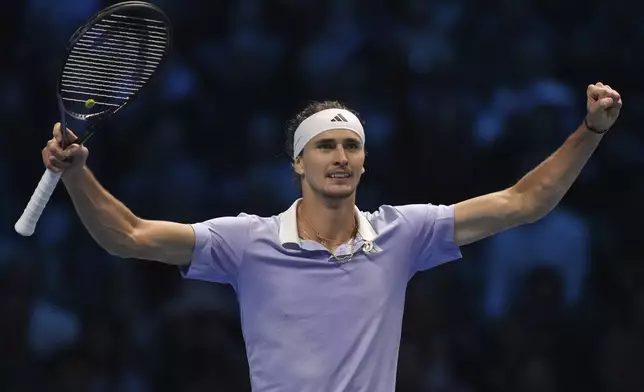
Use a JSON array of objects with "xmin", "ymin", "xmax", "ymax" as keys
[{"xmin": 15, "ymin": 1, "xmax": 172, "ymax": 236}]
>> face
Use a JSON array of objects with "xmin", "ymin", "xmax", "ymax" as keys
[{"xmin": 294, "ymin": 129, "xmax": 365, "ymax": 200}]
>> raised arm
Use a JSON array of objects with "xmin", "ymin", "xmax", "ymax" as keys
[
  {"xmin": 63, "ymin": 168, "xmax": 195, "ymax": 264},
  {"xmin": 453, "ymin": 82, "xmax": 622, "ymax": 246},
  {"xmin": 45, "ymin": 123, "xmax": 195, "ymax": 265}
]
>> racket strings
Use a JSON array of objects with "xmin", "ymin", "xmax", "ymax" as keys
[{"xmin": 60, "ymin": 11, "xmax": 169, "ymax": 113}]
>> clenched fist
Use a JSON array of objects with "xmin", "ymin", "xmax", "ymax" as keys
[
  {"xmin": 42, "ymin": 123, "xmax": 89, "ymax": 174},
  {"xmin": 585, "ymin": 82, "xmax": 622, "ymax": 133}
]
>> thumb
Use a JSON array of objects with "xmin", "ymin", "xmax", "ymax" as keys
[
  {"xmin": 66, "ymin": 129, "xmax": 79, "ymax": 142},
  {"xmin": 53, "ymin": 122, "xmax": 63, "ymax": 143},
  {"xmin": 63, "ymin": 143, "xmax": 82, "ymax": 158},
  {"xmin": 597, "ymin": 97, "xmax": 614, "ymax": 109}
]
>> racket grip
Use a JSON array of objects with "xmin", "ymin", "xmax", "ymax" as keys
[{"xmin": 15, "ymin": 169, "xmax": 63, "ymax": 236}]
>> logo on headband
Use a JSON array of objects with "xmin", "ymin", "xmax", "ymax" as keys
[{"xmin": 330, "ymin": 113, "xmax": 348, "ymax": 122}]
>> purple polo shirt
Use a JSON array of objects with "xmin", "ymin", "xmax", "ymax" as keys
[{"xmin": 181, "ymin": 199, "xmax": 461, "ymax": 392}]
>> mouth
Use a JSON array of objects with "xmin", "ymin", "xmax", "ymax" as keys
[{"xmin": 327, "ymin": 172, "xmax": 351, "ymax": 179}]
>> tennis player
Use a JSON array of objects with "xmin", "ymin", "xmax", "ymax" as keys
[{"xmin": 42, "ymin": 82, "xmax": 621, "ymax": 392}]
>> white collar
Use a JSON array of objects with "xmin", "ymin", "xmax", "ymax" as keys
[{"xmin": 278, "ymin": 198, "xmax": 377, "ymax": 246}]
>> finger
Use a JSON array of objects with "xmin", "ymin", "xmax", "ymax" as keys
[
  {"xmin": 53, "ymin": 123, "xmax": 62, "ymax": 143},
  {"xmin": 42, "ymin": 146, "xmax": 50, "ymax": 164},
  {"xmin": 53, "ymin": 123, "xmax": 79, "ymax": 146},
  {"xmin": 597, "ymin": 97, "xmax": 613, "ymax": 108},
  {"xmin": 49, "ymin": 156, "xmax": 72, "ymax": 170},
  {"xmin": 45, "ymin": 139, "xmax": 65, "ymax": 159},
  {"xmin": 44, "ymin": 152, "xmax": 70, "ymax": 172},
  {"xmin": 608, "ymin": 89, "xmax": 621, "ymax": 103},
  {"xmin": 595, "ymin": 81, "xmax": 604, "ymax": 87},
  {"xmin": 598, "ymin": 87, "xmax": 621, "ymax": 106},
  {"xmin": 601, "ymin": 84, "xmax": 618, "ymax": 97},
  {"xmin": 63, "ymin": 144, "xmax": 82, "ymax": 159},
  {"xmin": 587, "ymin": 85, "xmax": 603, "ymax": 100},
  {"xmin": 46, "ymin": 139, "xmax": 66, "ymax": 161},
  {"xmin": 65, "ymin": 129, "xmax": 79, "ymax": 144}
]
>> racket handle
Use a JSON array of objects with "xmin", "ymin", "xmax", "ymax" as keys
[{"xmin": 15, "ymin": 169, "xmax": 63, "ymax": 236}]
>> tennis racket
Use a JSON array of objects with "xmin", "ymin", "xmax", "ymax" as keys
[{"xmin": 14, "ymin": 1, "xmax": 172, "ymax": 236}]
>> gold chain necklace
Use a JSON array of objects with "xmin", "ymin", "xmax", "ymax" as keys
[
  {"xmin": 298, "ymin": 204, "xmax": 358, "ymax": 261},
  {"xmin": 300, "ymin": 226, "xmax": 357, "ymax": 262}
]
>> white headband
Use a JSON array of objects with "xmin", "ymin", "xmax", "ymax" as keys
[{"xmin": 293, "ymin": 108, "xmax": 365, "ymax": 158}]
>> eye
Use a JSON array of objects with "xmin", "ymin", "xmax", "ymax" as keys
[
  {"xmin": 318, "ymin": 141, "xmax": 335, "ymax": 150},
  {"xmin": 346, "ymin": 141, "xmax": 361, "ymax": 150}
]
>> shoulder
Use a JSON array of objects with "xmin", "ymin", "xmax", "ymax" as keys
[
  {"xmin": 361, "ymin": 204, "xmax": 455, "ymax": 232},
  {"xmin": 194, "ymin": 212, "xmax": 280, "ymax": 241}
]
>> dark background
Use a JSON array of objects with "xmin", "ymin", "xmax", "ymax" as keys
[{"xmin": 2, "ymin": 0, "xmax": 644, "ymax": 391}]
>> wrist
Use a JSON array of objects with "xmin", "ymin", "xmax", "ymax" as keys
[
  {"xmin": 583, "ymin": 117, "xmax": 609, "ymax": 135},
  {"xmin": 62, "ymin": 166, "xmax": 88, "ymax": 184}
]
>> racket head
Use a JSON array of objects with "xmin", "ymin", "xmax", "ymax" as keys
[{"xmin": 57, "ymin": 1, "xmax": 172, "ymax": 144}]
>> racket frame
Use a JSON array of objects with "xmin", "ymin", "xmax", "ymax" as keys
[
  {"xmin": 58, "ymin": 0, "xmax": 172, "ymax": 148},
  {"xmin": 15, "ymin": 1, "xmax": 172, "ymax": 236}
]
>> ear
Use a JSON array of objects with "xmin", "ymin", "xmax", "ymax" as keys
[{"xmin": 293, "ymin": 156, "xmax": 304, "ymax": 175}]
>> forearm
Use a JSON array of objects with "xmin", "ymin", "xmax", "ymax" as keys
[
  {"xmin": 62, "ymin": 166, "xmax": 141, "ymax": 257},
  {"xmin": 512, "ymin": 122, "xmax": 603, "ymax": 221}
]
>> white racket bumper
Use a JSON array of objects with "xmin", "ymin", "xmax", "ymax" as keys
[{"xmin": 15, "ymin": 169, "xmax": 62, "ymax": 236}]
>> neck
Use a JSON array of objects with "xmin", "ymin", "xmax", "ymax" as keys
[{"xmin": 298, "ymin": 193, "xmax": 357, "ymax": 243}]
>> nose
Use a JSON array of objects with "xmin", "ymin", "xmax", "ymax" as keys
[{"xmin": 333, "ymin": 144, "xmax": 348, "ymax": 166}]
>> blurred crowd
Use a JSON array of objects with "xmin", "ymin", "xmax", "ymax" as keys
[{"xmin": 2, "ymin": 0, "xmax": 644, "ymax": 391}]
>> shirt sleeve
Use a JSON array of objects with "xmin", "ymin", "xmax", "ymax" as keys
[
  {"xmin": 396, "ymin": 204, "xmax": 462, "ymax": 273},
  {"xmin": 179, "ymin": 214, "xmax": 252, "ymax": 285}
]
